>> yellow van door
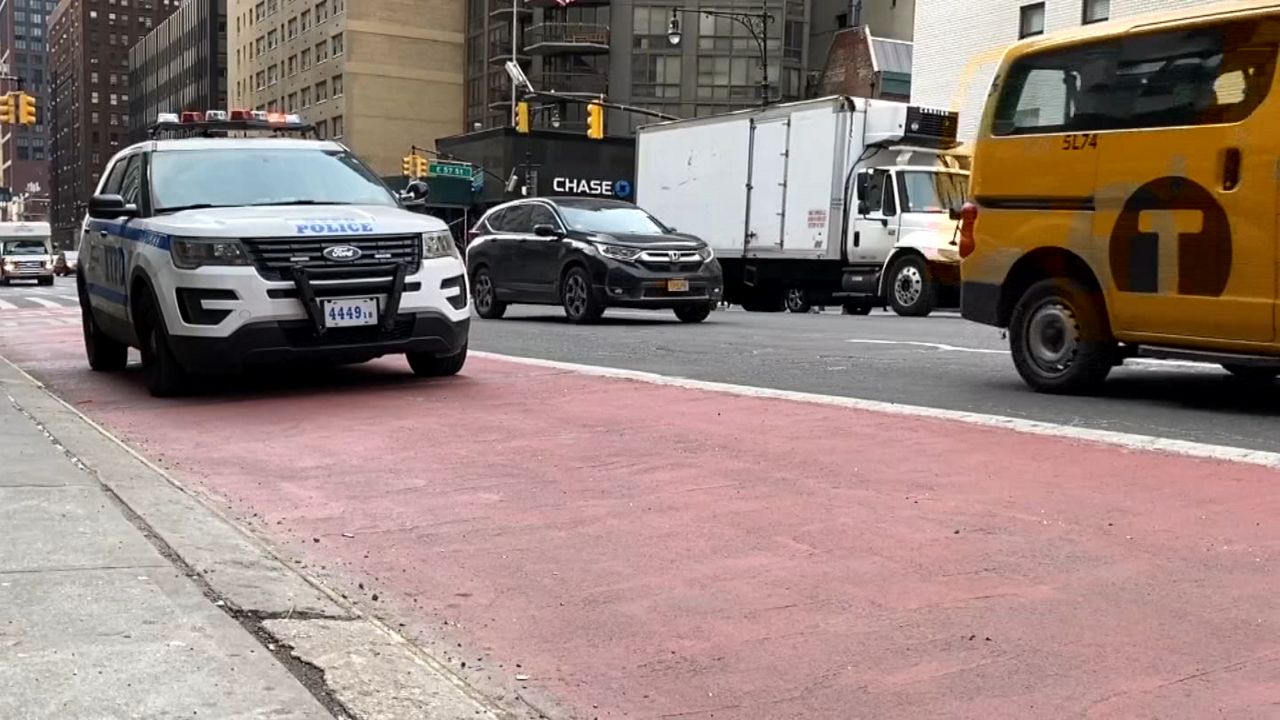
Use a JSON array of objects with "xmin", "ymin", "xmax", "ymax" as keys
[{"xmin": 1094, "ymin": 19, "xmax": 1279, "ymax": 344}]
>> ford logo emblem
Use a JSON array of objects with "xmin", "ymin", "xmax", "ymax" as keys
[{"xmin": 322, "ymin": 245, "xmax": 362, "ymax": 262}]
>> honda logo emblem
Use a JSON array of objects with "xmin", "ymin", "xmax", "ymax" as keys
[
  {"xmin": 322, "ymin": 245, "xmax": 362, "ymax": 262},
  {"xmin": 668, "ymin": 251, "xmax": 680, "ymax": 261}
]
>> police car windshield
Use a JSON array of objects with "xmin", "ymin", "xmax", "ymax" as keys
[
  {"xmin": 2, "ymin": 240, "xmax": 47, "ymax": 255},
  {"xmin": 559, "ymin": 206, "xmax": 667, "ymax": 235},
  {"xmin": 151, "ymin": 148, "xmax": 397, "ymax": 212}
]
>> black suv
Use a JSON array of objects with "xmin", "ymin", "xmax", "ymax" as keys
[{"xmin": 465, "ymin": 197, "xmax": 723, "ymax": 324}]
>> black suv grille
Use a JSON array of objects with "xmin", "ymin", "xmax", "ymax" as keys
[{"xmin": 242, "ymin": 235, "xmax": 422, "ymax": 281}]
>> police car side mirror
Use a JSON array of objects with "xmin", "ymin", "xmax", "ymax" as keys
[
  {"xmin": 399, "ymin": 180, "xmax": 430, "ymax": 209},
  {"xmin": 88, "ymin": 194, "xmax": 138, "ymax": 220}
]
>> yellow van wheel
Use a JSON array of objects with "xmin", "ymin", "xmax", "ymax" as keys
[{"xmin": 1009, "ymin": 279, "xmax": 1115, "ymax": 394}]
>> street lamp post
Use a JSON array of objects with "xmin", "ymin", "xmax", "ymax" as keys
[{"xmin": 667, "ymin": 4, "xmax": 775, "ymax": 106}]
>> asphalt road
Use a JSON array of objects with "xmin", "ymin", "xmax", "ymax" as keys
[{"xmin": 470, "ymin": 305, "xmax": 1280, "ymax": 454}]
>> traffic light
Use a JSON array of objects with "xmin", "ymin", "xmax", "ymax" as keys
[
  {"xmin": 586, "ymin": 101, "xmax": 604, "ymax": 140},
  {"xmin": 415, "ymin": 155, "xmax": 429, "ymax": 177},
  {"xmin": 18, "ymin": 92, "xmax": 36, "ymax": 125},
  {"xmin": 402, "ymin": 155, "xmax": 413, "ymax": 177},
  {"xmin": 0, "ymin": 93, "xmax": 15, "ymax": 125},
  {"xmin": 515, "ymin": 101, "xmax": 530, "ymax": 134}
]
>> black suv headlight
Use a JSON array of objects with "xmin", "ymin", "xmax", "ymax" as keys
[{"xmin": 593, "ymin": 243, "xmax": 641, "ymax": 262}]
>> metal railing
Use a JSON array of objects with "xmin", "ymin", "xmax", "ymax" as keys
[
  {"xmin": 537, "ymin": 71, "xmax": 608, "ymax": 96},
  {"xmin": 524, "ymin": 23, "xmax": 611, "ymax": 53}
]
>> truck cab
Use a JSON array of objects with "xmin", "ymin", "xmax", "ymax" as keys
[{"xmin": 846, "ymin": 151, "xmax": 969, "ymax": 316}]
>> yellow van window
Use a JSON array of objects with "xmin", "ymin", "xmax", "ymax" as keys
[{"xmin": 992, "ymin": 19, "xmax": 1278, "ymax": 136}]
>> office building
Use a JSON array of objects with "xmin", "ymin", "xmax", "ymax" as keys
[
  {"xmin": 467, "ymin": 0, "xmax": 813, "ymax": 137},
  {"xmin": 228, "ymin": 0, "xmax": 464, "ymax": 177},
  {"xmin": 913, "ymin": 0, "xmax": 1200, "ymax": 140},
  {"xmin": 129, "ymin": 0, "xmax": 228, "ymax": 142},
  {"xmin": 0, "ymin": 0, "xmax": 54, "ymax": 213},
  {"xmin": 49, "ymin": 0, "xmax": 179, "ymax": 248}
]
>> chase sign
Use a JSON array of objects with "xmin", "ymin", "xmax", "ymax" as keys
[{"xmin": 552, "ymin": 177, "xmax": 633, "ymax": 200}]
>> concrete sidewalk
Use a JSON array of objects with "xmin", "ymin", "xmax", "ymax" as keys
[
  {"xmin": 0, "ymin": 389, "xmax": 334, "ymax": 719},
  {"xmin": 0, "ymin": 354, "xmax": 514, "ymax": 720}
]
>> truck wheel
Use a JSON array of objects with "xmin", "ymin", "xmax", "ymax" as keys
[
  {"xmin": 1009, "ymin": 279, "xmax": 1115, "ymax": 395},
  {"xmin": 471, "ymin": 267, "xmax": 507, "ymax": 319},
  {"xmin": 842, "ymin": 301, "xmax": 873, "ymax": 316},
  {"xmin": 1222, "ymin": 365, "xmax": 1279, "ymax": 382},
  {"xmin": 561, "ymin": 266, "xmax": 604, "ymax": 324},
  {"xmin": 80, "ymin": 289, "xmax": 128, "ymax": 372},
  {"xmin": 784, "ymin": 287, "xmax": 811, "ymax": 313},
  {"xmin": 136, "ymin": 290, "xmax": 190, "ymax": 397},
  {"xmin": 887, "ymin": 254, "xmax": 936, "ymax": 317},
  {"xmin": 408, "ymin": 343, "xmax": 468, "ymax": 377},
  {"xmin": 674, "ymin": 303, "xmax": 714, "ymax": 323}
]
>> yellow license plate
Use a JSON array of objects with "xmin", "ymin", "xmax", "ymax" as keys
[{"xmin": 667, "ymin": 279, "xmax": 689, "ymax": 292}]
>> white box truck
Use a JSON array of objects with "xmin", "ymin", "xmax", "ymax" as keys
[{"xmin": 635, "ymin": 96, "xmax": 969, "ymax": 316}]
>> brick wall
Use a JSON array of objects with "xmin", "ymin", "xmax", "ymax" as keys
[
  {"xmin": 817, "ymin": 27, "xmax": 878, "ymax": 97},
  {"xmin": 911, "ymin": 0, "xmax": 1204, "ymax": 140}
]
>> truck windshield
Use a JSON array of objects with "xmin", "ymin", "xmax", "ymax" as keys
[
  {"xmin": 2, "ymin": 240, "xmax": 48, "ymax": 255},
  {"xmin": 151, "ymin": 148, "xmax": 397, "ymax": 212},
  {"xmin": 560, "ymin": 205, "xmax": 668, "ymax": 235},
  {"xmin": 898, "ymin": 172, "xmax": 969, "ymax": 214}
]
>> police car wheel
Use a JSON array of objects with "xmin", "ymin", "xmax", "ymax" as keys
[
  {"xmin": 674, "ymin": 303, "xmax": 713, "ymax": 323},
  {"xmin": 136, "ymin": 293, "xmax": 190, "ymax": 397},
  {"xmin": 80, "ymin": 294, "xmax": 128, "ymax": 372},
  {"xmin": 407, "ymin": 344, "xmax": 467, "ymax": 378},
  {"xmin": 1009, "ymin": 278, "xmax": 1115, "ymax": 395}
]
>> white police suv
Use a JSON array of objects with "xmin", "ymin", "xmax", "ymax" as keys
[{"xmin": 77, "ymin": 113, "xmax": 470, "ymax": 397}]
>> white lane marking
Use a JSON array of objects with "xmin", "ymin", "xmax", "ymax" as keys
[
  {"xmin": 0, "ymin": 299, "xmax": 16, "ymax": 310},
  {"xmin": 845, "ymin": 338, "xmax": 1219, "ymax": 372},
  {"xmin": 24, "ymin": 296, "xmax": 64, "ymax": 309},
  {"xmin": 847, "ymin": 338, "xmax": 1003, "ymax": 355},
  {"xmin": 472, "ymin": 351, "xmax": 1280, "ymax": 470}
]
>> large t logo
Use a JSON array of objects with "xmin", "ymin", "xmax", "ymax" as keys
[{"xmin": 1109, "ymin": 177, "xmax": 1232, "ymax": 297}]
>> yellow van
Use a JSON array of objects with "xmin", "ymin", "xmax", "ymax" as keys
[{"xmin": 960, "ymin": 0, "xmax": 1280, "ymax": 393}]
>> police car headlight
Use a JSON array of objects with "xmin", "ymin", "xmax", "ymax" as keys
[
  {"xmin": 170, "ymin": 237, "xmax": 250, "ymax": 270},
  {"xmin": 422, "ymin": 230, "xmax": 459, "ymax": 260}
]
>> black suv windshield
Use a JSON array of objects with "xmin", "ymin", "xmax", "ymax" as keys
[
  {"xmin": 151, "ymin": 148, "xmax": 397, "ymax": 212},
  {"xmin": 2, "ymin": 240, "xmax": 47, "ymax": 255},
  {"xmin": 560, "ymin": 205, "xmax": 667, "ymax": 235},
  {"xmin": 898, "ymin": 172, "xmax": 969, "ymax": 214}
]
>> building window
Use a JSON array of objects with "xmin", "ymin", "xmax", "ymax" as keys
[
  {"xmin": 1019, "ymin": 3, "xmax": 1046, "ymax": 39},
  {"xmin": 316, "ymin": 0, "xmax": 327, "ymax": 22},
  {"xmin": 332, "ymin": 115, "xmax": 343, "ymax": 138},
  {"xmin": 300, "ymin": 86, "xmax": 311, "ymax": 106},
  {"xmin": 301, "ymin": 48, "xmax": 312, "ymax": 69},
  {"xmin": 315, "ymin": 80, "xmax": 328, "ymax": 102},
  {"xmin": 300, "ymin": 9, "xmax": 310, "ymax": 30},
  {"xmin": 331, "ymin": 32, "xmax": 343, "ymax": 56},
  {"xmin": 332, "ymin": 74, "xmax": 343, "ymax": 97},
  {"xmin": 287, "ymin": 17, "xmax": 297, "ymax": 38},
  {"xmin": 287, "ymin": 55, "xmax": 297, "ymax": 75},
  {"xmin": 316, "ymin": 40, "xmax": 328, "ymax": 62},
  {"xmin": 315, "ymin": 119, "xmax": 327, "ymax": 138},
  {"xmin": 1082, "ymin": 0, "xmax": 1109, "ymax": 24},
  {"xmin": 633, "ymin": 55, "xmax": 681, "ymax": 99}
]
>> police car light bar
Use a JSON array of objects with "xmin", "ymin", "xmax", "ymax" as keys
[{"xmin": 149, "ymin": 109, "xmax": 316, "ymax": 138}]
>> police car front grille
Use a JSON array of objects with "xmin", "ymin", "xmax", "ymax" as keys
[{"xmin": 242, "ymin": 235, "xmax": 422, "ymax": 281}]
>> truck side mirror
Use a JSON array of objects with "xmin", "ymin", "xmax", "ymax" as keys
[{"xmin": 857, "ymin": 201, "xmax": 869, "ymax": 216}]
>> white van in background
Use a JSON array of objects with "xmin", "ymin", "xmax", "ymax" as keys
[{"xmin": 0, "ymin": 221, "xmax": 54, "ymax": 286}]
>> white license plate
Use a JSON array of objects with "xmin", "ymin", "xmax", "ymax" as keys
[
  {"xmin": 667, "ymin": 279, "xmax": 690, "ymax": 292},
  {"xmin": 323, "ymin": 298, "xmax": 378, "ymax": 328}
]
